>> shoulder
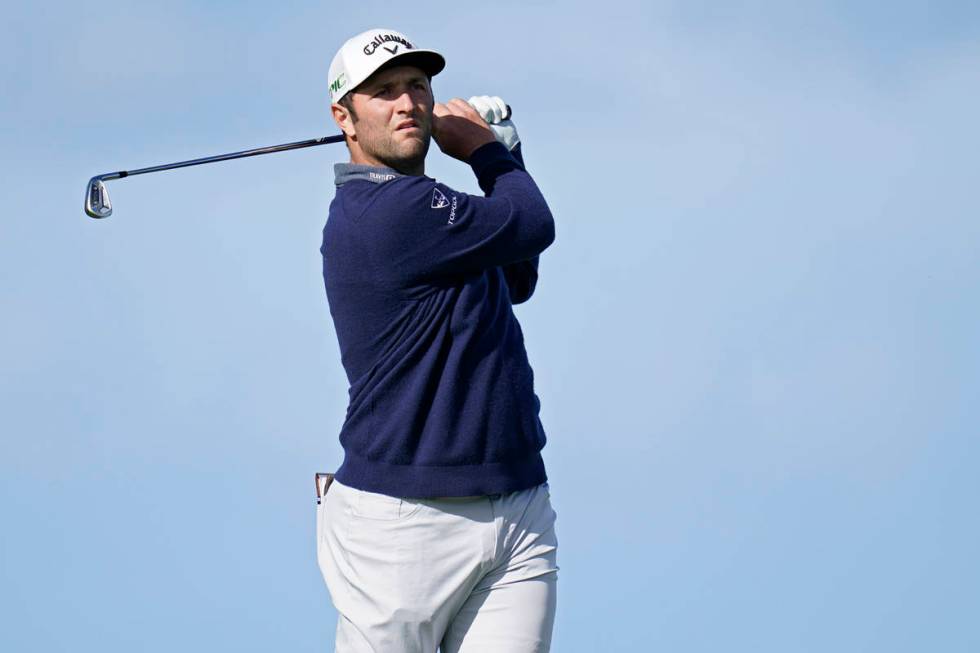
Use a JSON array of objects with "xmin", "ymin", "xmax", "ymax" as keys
[
  {"xmin": 363, "ymin": 175, "xmax": 464, "ymax": 220},
  {"xmin": 377, "ymin": 174, "xmax": 450, "ymax": 202}
]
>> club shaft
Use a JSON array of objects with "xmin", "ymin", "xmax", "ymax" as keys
[{"xmin": 98, "ymin": 134, "xmax": 346, "ymax": 181}]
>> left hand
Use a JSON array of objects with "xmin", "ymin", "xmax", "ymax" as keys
[{"xmin": 467, "ymin": 95, "xmax": 520, "ymax": 151}]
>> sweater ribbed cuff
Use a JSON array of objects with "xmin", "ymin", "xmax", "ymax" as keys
[{"xmin": 468, "ymin": 141, "xmax": 521, "ymax": 186}]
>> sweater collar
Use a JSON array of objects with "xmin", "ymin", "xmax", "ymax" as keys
[{"xmin": 334, "ymin": 162, "xmax": 407, "ymax": 187}]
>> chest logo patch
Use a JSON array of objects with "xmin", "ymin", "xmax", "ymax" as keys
[{"xmin": 431, "ymin": 187, "xmax": 450, "ymax": 209}]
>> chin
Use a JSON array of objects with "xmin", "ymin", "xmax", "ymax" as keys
[
  {"xmin": 403, "ymin": 141, "xmax": 429, "ymax": 160},
  {"xmin": 390, "ymin": 141, "xmax": 430, "ymax": 170}
]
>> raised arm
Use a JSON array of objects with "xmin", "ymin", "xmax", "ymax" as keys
[
  {"xmin": 357, "ymin": 100, "xmax": 554, "ymax": 289},
  {"xmin": 464, "ymin": 97, "xmax": 544, "ymax": 305},
  {"xmin": 499, "ymin": 143, "xmax": 540, "ymax": 304}
]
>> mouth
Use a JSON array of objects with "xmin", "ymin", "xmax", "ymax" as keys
[{"xmin": 395, "ymin": 120, "xmax": 420, "ymax": 132}]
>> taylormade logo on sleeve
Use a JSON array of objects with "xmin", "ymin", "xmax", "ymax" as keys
[
  {"xmin": 431, "ymin": 188, "xmax": 457, "ymax": 224},
  {"xmin": 431, "ymin": 188, "xmax": 449, "ymax": 209}
]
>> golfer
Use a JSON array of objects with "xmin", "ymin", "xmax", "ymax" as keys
[{"xmin": 316, "ymin": 28, "xmax": 558, "ymax": 652}]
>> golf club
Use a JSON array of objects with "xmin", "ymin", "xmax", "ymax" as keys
[
  {"xmin": 84, "ymin": 134, "xmax": 346, "ymax": 219},
  {"xmin": 84, "ymin": 104, "xmax": 511, "ymax": 219}
]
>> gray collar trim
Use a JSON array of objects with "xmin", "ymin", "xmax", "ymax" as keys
[{"xmin": 334, "ymin": 163, "xmax": 406, "ymax": 187}]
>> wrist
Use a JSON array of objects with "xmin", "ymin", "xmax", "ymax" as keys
[
  {"xmin": 468, "ymin": 141, "xmax": 519, "ymax": 178},
  {"xmin": 465, "ymin": 134, "xmax": 498, "ymax": 161}
]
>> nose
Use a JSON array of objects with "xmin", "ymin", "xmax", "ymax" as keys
[{"xmin": 394, "ymin": 89, "xmax": 415, "ymax": 114}]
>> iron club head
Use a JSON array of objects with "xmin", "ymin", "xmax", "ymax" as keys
[{"xmin": 85, "ymin": 177, "xmax": 112, "ymax": 218}]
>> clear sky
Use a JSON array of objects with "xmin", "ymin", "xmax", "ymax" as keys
[{"xmin": 2, "ymin": 1, "xmax": 979, "ymax": 651}]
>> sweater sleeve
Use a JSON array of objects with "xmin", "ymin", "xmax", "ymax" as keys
[
  {"xmin": 497, "ymin": 144, "xmax": 540, "ymax": 305},
  {"xmin": 362, "ymin": 142, "xmax": 555, "ymax": 288},
  {"xmin": 501, "ymin": 257, "xmax": 539, "ymax": 304}
]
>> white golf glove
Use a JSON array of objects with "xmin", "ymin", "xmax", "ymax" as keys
[{"xmin": 468, "ymin": 95, "xmax": 520, "ymax": 151}]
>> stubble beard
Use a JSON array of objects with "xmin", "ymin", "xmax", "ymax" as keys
[{"xmin": 366, "ymin": 118, "xmax": 432, "ymax": 174}]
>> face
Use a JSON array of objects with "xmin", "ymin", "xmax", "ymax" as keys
[{"xmin": 333, "ymin": 65, "xmax": 434, "ymax": 173}]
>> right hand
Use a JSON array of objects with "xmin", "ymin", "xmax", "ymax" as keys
[
  {"xmin": 468, "ymin": 95, "xmax": 520, "ymax": 151},
  {"xmin": 432, "ymin": 98, "xmax": 497, "ymax": 162}
]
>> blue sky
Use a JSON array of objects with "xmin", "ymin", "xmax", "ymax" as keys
[{"xmin": 2, "ymin": 1, "xmax": 979, "ymax": 651}]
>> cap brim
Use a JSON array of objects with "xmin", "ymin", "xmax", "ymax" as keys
[{"xmin": 374, "ymin": 49, "xmax": 446, "ymax": 79}]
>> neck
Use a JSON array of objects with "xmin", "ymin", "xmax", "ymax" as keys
[{"xmin": 349, "ymin": 148, "xmax": 424, "ymax": 177}]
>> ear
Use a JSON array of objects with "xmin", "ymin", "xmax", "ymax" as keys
[{"xmin": 331, "ymin": 102, "xmax": 356, "ymax": 141}]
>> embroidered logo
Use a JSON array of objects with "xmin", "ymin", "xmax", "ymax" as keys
[
  {"xmin": 383, "ymin": 45, "xmax": 399, "ymax": 55},
  {"xmin": 431, "ymin": 187, "xmax": 450, "ymax": 209},
  {"xmin": 363, "ymin": 33, "xmax": 413, "ymax": 56}
]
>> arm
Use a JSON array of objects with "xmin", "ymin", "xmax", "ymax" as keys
[
  {"xmin": 465, "ymin": 97, "xmax": 545, "ymax": 305},
  {"xmin": 502, "ymin": 255, "xmax": 538, "ymax": 305},
  {"xmin": 362, "ymin": 142, "xmax": 554, "ymax": 288},
  {"xmin": 499, "ymin": 143, "xmax": 540, "ymax": 305}
]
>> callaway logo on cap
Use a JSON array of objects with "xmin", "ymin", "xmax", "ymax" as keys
[{"xmin": 328, "ymin": 28, "xmax": 446, "ymax": 103}]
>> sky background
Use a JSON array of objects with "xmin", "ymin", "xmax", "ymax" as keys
[{"xmin": 2, "ymin": 0, "xmax": 979, "ymax": 650}]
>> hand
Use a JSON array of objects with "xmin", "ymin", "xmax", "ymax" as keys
[
  {"xmin": 432, "ymin": 98, "xmax": 497, "ymax": 162},
  {"xmin": 468, "ymin": 95, "xmax": 520, "ymax": 151}
]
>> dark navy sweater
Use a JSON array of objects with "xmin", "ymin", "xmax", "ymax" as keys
[{"xmin": 320, "ymin": 141, "xmax": 555, "ymax": 498}]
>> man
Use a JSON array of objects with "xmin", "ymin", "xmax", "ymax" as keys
[{"xmin": 316, "ymin": 28, "xmax": 558, "ymax": 652}]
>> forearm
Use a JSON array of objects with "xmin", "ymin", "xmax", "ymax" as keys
[
  {"xmin": 464, "ymin": 100, "xmax": 549, "ymax": 300},
  {"xmin": 492, "ymin": 144, "xmax": 541, "ymax": 303}
]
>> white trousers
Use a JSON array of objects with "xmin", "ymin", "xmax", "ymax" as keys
[{"xmin": 315, "ymin": 477, "xmax": 559, "ymax": 652}]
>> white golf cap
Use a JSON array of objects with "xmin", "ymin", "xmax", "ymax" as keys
[{"xmin": 328, "ymin": 28, "xmax": 445, "ymax": 103}]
